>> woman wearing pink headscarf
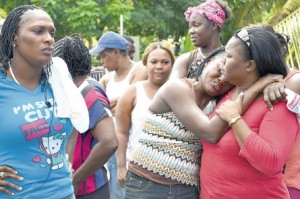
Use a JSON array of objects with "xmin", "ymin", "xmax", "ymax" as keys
[{"xmin": 171, "ymin": 0, "xmax": 231, "ymax": 79}]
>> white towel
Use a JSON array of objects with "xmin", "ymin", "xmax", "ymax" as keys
[
  {"xmin": 285, "ymin": 88, "xmax": 300, "ymax": 123},
  {"xmin": 48, "ymin": 57, "xmax": 89, "ymax": 133}
]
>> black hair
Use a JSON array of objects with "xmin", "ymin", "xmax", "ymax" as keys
[
  {"xmin": 249, "ymin": 23, "xmax": 290, "ymax": 58},
  {"xmin": 235, "ymin": 27, "xmax": 287, "ymax": 77},
  {"xmin": 53, "ymin": 34, "xmax": 92, "ymax": 78},
  {"xmin": 193, "ymin": 46, "xmax": 227, "ymax": 102},
  {"xmin": 122, "ymin": 35, "xmax": 134, "ymax": 44},
  {"xmin": 195, "ymin": 46, "xmax": 225, "ymax": 80},
  {"xmin": 122, "ymin": 35, "xmax": 135, "ymax": 59},
  {"xmin": 0, "ymin": 5, "xmax": 51, "ymax": 79},
  {"xmin": 215, "ymin": 0, "xmax": 232, "ymax": 20}
]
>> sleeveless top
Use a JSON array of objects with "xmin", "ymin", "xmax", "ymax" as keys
[
  {"xmin": 283, "ymin": 69, "xmax": 300, "ymax": 190},
  {"xmin": 127, "ymin": 82, "xmax": 152, "ymax": 161},
  {"xmin": 129, "ymin": 110, "xmax": 202, "ymax": 186},
  {"xmin": 186, "ymin": 49, "xmax": 206, "ymax": 80},
  {"xmin": 106, "ymin": 63, "xmax": 138, "ymax": 100}
]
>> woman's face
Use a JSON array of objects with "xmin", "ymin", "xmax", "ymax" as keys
[
  {"xmin": 146, "ymin": 48, "xmax": 172, "ymax": 85},
  {"xmin": 221, "ymin": 37, "xmax": 250, "ymax": 85},
  {"xmin": 200, "ymin": 56, "xmax": 233, "ymax": 97},
  {"xmin": 14, "ymin": 10, "xmax": 55, "ymax": 66},
  {"xmin": 188, "ymin": 13, "xmax": 214, "ymax": 48}
]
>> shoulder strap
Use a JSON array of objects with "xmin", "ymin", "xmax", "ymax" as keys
[
  {"xmin": 187, "ymin": 49, "xmax": 198, "ymax": 68},
  {"xmin": 285, "ymin": 69, "xmax": 300, "ymax": 81},
  {"xmin": 126, "ymin": 62, "xmax": 139, "ymax": 82}
]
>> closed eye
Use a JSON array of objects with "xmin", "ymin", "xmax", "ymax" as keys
[{"xmin": 217, "ymin": 65, "xmax": 225, "ymax": 74}]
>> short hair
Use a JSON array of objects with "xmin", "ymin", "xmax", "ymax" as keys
[
  {"xmin": 235, "ymin": 27, "xmax": 287, "ymax": 77},
  {"xmin": 141, "ymin": 40, "xmax": 175, "ymax": 66},
  {"xmin": 122, "ymin": 35, "xmax": 134, "ymax": 44},
  {"xmin": 0, "ymin": 5, "xmax": 51, "ymax": 77},
  {"xmin": 122, "ymin": 35, "xmax": 135, "ymax": 60},
  {"xmin": 53, "ymin": 34, "xmax": 92, "ymax": 78}
]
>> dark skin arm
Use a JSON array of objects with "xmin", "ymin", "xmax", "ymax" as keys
[
  {"xmin": 150, "ymin": 75, "xmax": 282, "ymax": 143},
  {"xmin": 0, "ymin": 165, "xmax": 23, "ymax": 196},
  {"xmin": 263, "ymin": 71, "xmax": 300, "ymax": 107},
  {"xmin": 71, "ymin": 116, "xmax": 118, "ymax": 194},
  {"xmin": 170, "ymin": 52, "xmax": 191, "ymax": 79},
  {"xmin": 66, "ymin": 128, "xmax": 78, "ymax": 165},
  {"xmin": 115, "ymin": 85, "xmax": 136, "ymax": 187}
]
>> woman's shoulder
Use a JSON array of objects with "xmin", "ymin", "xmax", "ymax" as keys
[
  {"xmin": 161, "ymin": 79, "xmax": 193, "ymax": 96},
  {"xmin": 285, "ymin": 70, "xmax": 300, "ymax": 94},
  {"xmin": 175, "ymin": 51, "xmax": 195, "ymax": 63}
]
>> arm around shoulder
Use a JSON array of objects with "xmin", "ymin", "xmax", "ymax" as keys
[{"xmin": 151, "ymin": 79, "xmax": 226, "ymax": 143}]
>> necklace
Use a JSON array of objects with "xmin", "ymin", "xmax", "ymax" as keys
[
  {"xmin": 9, "ymin": 64, "xmax": 21, "ymax": 85},
  {"xmin": 198, "ymin": 48, "xmax": 207, "ymax": 59}
]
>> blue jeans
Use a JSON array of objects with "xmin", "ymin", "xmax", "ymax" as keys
[
  {"xmin": 107, "ymin": 153, "xmax": 124, "ymax": 199},
  {"xmin": 76, "ymin": 182, "xmax": 110, "ymax": 199},
  {"xmin": 124, "ymin": 171, "xmax": 199, "ymax": 199}
]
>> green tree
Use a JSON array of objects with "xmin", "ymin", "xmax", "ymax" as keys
[
  {"xmin": 1, "ymin": 0, "xmax": 298, "ymax": 59},
  {"xmin": 126, "ymin": 0, "xmax": 199, "ymax": 55},
  {"xmin": 223, "ymin": 0, "xmax": 300, "ymax": 43}
]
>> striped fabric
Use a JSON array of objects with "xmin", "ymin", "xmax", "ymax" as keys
[
  {"xmin": 129, "ymin": 110, "xmax": 202, "ymax": 187},
  {"xmin": 73, "ymin": 80, "xmax": 110, "ymax": 195}
]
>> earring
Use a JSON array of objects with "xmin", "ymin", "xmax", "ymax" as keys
[{"xmin": 13, "ymin": 43, "xmax": 16, "ymax": 48}]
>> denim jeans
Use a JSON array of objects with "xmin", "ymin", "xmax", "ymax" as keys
[
  {"xmin": 76, "ymin": 182, "xmax": 110, "ymax": 199},
  {"xmin": 124, "ymin": 171, "xmax": 199, "ymax": 199},
  {"xmin": 107, "ymin": 153, "xmax": 125, "ymax": 199}
]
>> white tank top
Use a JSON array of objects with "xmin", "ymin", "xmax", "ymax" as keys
[
  {"xmin": 105, "ymin": 63, "xmax": 138, "ymax": 100},
  {"xmin": 127, "ymin": 82, "xmax": 151, "ymax": 161}
]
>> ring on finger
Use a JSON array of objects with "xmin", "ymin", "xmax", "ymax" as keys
[{"xmin": 0, "ymin": 172, "xmax": 5, "ymax": 180}]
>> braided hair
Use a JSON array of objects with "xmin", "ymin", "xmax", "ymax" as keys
[
  {"xmin": 0, "ymin": 5, "xmax": 52, "ymax": 79},
  {"xmin": 53, "ymin": 34, "xmax": 92, "ymax": 78}
]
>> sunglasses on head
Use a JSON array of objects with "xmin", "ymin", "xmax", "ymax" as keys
[{"xmin": 236, "ymin": 29, "xmax": 251, "ymax": 48}]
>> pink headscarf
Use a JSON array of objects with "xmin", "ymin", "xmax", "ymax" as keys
[{"xmin": 184, "ymin": 0, "xmax": 226, "ymax": 28}]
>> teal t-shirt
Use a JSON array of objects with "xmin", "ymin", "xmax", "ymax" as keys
[{"xmin": 0, "ymin": 72, "xmax": 73, "ymax": 198}]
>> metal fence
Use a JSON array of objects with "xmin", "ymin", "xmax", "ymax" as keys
[{"xmin": 274, "ymin": 8, "xmax": 300, "ymax": 69}]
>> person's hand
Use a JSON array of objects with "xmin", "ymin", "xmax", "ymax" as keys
[
  {"xmin": 263, "ymin": 81, "xmax": 286, "ymax": 110},
  {"xmin": 254, "ymin": 74, "xmax": 283, "ymax": 92},
  {"xmin": 0, "ymin": 165, "xmax": 23, "ymax": 196},
  {"xmin": 72, "ymin": 172, "xmax": 82, "ymax": 195},
  {"xmin": 216, "ymin": 92, "xmax": 244, "ymax": 123},
  {"xmin": 72, "ymin": 179, "xmax": 80, "ymax": 195},
  {"xmin": 117, "ymin": 167, "xmax": 127, "ymax": 188}
]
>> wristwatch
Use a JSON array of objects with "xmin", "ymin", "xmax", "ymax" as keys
[{"xmin": 228, "ymin": 116, "xmax": 242, "ymax": 127}]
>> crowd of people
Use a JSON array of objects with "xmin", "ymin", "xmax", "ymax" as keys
[{"xmin": 0, "ymin": 1, "xmax": 299, "ymax": 199}]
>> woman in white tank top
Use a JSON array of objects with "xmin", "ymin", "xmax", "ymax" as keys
[{"xmin": 115, "ymin": 41, "xmax": 175, "ymax": 188}]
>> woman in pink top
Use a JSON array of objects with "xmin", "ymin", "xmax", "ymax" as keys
[{"xmin": 201, "ymin": 27, "xmax": 298, "ymax": 198}]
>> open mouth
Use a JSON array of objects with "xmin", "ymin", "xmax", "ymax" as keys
[{"xmin": 212, "ymin": 81, "xmax": 220, "ymax": 91}]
